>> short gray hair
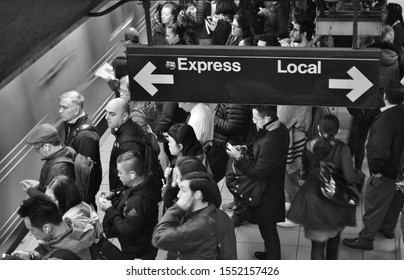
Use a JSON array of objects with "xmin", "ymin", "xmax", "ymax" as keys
[{"xmin": 60, "ymin": 91, "xmax": 84, "ymax": 110}]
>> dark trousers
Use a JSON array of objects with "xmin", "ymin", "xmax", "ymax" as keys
[
  {"xmin": 347, "ymin": 108, "xmax": 376, "ymax": 170},
  {"xmin": 258, "ymin": 223, "xmax": 281, "ymax": 260},
  {"xmin": 206, "ymin": 142, "xmax": 229, "ymax": 183},
  {"xmin": 360, "ymin": 176, "xmax": 401, "ymax": 241}
]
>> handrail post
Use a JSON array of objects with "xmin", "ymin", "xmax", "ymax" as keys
[
  {"xmin": 352, "ymin": 0, "xmax": 359, "ymax": 49},
  {"xmin": 142, "ymin": 0, "xmax": 153, "ymax": 46}
]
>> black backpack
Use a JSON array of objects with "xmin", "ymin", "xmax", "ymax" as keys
[
  {"xmin": 52, "ymin": 154, "xmax": 95, "ymax": 204},
  {"xmin": 52, "ymin": 125, "xmax": 98, "ymax": 203},
  {"xmin": 121, "ymin": 133, "xmax": 164, "ymax": 198}
]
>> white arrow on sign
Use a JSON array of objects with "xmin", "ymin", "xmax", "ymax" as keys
[
  {"xmin": 329, "ymin": 66, "xmax": 373, "ymax": 102},
  {"xmin": 134, "ymin": 61, "xmax": 174, "ymax": 96}
]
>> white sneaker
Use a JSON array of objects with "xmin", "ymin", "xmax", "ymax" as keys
[{"xmin": 277, "ymin": 218, "xmax": 299, "ymax": 228}]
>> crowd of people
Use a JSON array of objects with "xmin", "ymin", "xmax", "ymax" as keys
[{"xmin": 4, "ymin": 0, "xmax": 404, "ymax": 260}]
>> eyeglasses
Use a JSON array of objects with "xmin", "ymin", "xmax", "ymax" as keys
[
  {"xmin": 118, "ymin": 88, "xmax": 130, "ymax": 94},
  {"xmin": 34, "ymin": 143, "xmax": 45, "ymax": 153}
]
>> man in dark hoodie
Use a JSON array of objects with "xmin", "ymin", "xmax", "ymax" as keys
[
  {"xmin": 105, "ymin": 98, "xmax": 146, "ymax": 191},
  {"xmin": 21, "ymin": 123, "xmax": 75, "ymax": 195},
  {"xmin": 97, "ymin": 151, "xmax": 160, "ymax": 259}
]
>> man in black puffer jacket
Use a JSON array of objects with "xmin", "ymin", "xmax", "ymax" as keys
[{"xmin": 105, "ymin": 98, "xmax": 146, "ymax": 191}]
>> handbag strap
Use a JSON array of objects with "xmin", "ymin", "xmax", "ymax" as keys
[
  {"xmin": 326, "ymin": 140, "xmax": 343, "ymax": 166},
  {"xmin": 232, "ymin": 159, "xmax": 236, "ymax": 174}
]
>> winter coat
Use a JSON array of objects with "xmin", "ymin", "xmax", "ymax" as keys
[
  {"xmin": 35, "ymin": 146, "xmax": 76, "ymax": 193},
  {"xmin": 129, "ymin": 101, "xmax": 158, "ymax": 133},
  {"xmin": 155, "ymin": 102, "xmax": 188, "ymax": 142},
  {"xmin": 152, "ymin": 204, "xmax": 218, "ymax": 259},
  {"xmin": 287, "ymin": 139, "xmax": 364, "ymax": 232},
  {"xmin": 278, "ymin": 105, "xmax": 312, "ymax": 174},
  {"xmin": 103, "ymin": 173, "xmax": 160, "ymax": 259},
  {"xmin": 368, "ymin": 41, "xmax": 400, "ymax": 89},
  {"xmin": 212, "ymin": 15, "xmax": 232, "ymax": 45},
  {"xmin": 235, "ymin": 119, "xmax": 289, "ymax": 224},
  {"xmin": 109, "ymin": 119, "xmax": 145, "ymax": 190},
  {"xmin": 63, "ymin": 114, "xmax": 102, "ymax": 204},
  {"xmin": 366, "ymin": 104, "xmax": 404, "ymax": 180},
  {"xmin": 63, "ymin": 201, "xmax": 101, "ymax": 238},
  {"xmin": 213, "ymin": 104, "xmax": 252, "ymax": 145},
  {"xmin": 35, "ymin": 218, "xmax": 95, "ymax": 260}
]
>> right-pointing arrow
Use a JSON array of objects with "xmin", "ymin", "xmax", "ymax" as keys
[
  {"xmin": 134, "ymin": 62, "xmax": 174, "ymax": 96},
  {"xmin": 329, "ymin": 66, "xmax": 373, "ymax": 102}
]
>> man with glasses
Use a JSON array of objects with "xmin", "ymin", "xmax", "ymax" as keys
[{"xmin": 21, "ymin": 124, "xmax": 75, "ymax": 196}]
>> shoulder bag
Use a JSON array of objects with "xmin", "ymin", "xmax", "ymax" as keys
[
  {"xmin": 225, "ymin": 158, "xmax": 265, "ymax": 207},
  {"xmin": 319, "ymin": 142, "xmax": 359, "ymax": 207}
]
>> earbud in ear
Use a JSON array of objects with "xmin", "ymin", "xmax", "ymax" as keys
[{"xmin": 131, "ymin": 174, "xmax": 135, "ymax": 180}]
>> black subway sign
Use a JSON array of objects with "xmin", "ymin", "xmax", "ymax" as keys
[{"xmin": 127, "ymin": 45, "xmax": 380, "ymax": 107}]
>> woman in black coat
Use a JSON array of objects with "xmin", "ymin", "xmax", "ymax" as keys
[{"xmin": 227, "ymin": 105, "xmax": 289, "ymax": 260}]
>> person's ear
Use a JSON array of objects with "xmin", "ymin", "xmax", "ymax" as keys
[
  {"xmin": 177, "ymin": 143, "xmax": 183, "ymax": 151},
  {"xmin": 194, "ymin": 190, "xmax": 202, "ymax": 200},
  {"xmin": 122, "ymin": 112, "xmax": 129, "ymax": 122},
  {"xmin": 45, "ymin": 144, "xmax": 51, "ymax": 152},
  {"xmin": 43, "ymin": 225, "xmax": 51, "ymax": 234},
  {"xmin": 130, "ymin": 171, "xmax": 136, "ymax": 180}
]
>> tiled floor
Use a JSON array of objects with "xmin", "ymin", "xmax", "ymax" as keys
[{"xmin": 16, "ymin": 107, "xmax": 402, "ymax": 260}]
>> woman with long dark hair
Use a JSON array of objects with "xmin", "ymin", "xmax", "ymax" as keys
[
  {"xmin": 162, "ymin": 123, "xmax": 214, "ymax": 210},
  {"xmin": 382, "ymin": 2, "xmax": 404, "ymax": 77},
  {"xmin": 288, "ymin": 114, "xmax": 365, "ymax": 259},
  {"xmin": 212, "ymin": 0, "xmax": 237, "ymax": 45},
  {"xmin": 383, "ymin": 2, "xmax": 404, "ymax": 48},
  {"xmin": 225, "ymin": 13, "xmax": 253, "ymax": 45}
]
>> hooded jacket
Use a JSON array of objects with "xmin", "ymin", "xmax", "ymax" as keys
[
  {"xmin": 103, "ymin": 172, "xmax": 160, "ymax": 259},
  {"xmin": 128, "ymin": 101, "xmax": 158, "ymax": 132},
  {"xmin": 109, "ymin": 119, "xmax": 145, "ymax": 190},
  {"xmin": 368, "ymin": 41, "xmax": 399, "ymax": 88},
  {"xmin": 31, "ymin": 146, "xmax": 76, "ymax": 194},
  {"xmin": 35, "ymin": 218, "xmax": 95, "ymax": 260}
]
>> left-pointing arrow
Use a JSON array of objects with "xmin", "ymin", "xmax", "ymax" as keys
[
  {"xmin": 134, "ymin": 61, "xmax": 174, "ymax": 96},
  {"xmin": 329, "ymin": 66, "xmax": 373, "ymax": 102}
]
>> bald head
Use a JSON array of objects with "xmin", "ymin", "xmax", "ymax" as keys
[{"xmin": 105, "ymin": 98, "xmax": 130, "ymax": 129}]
